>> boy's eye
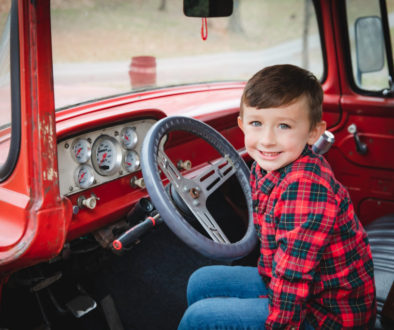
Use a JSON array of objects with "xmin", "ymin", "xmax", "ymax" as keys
[
  {"xmin": 250, "ymin": 121, "xmax": 262, "ymax": 127},
  {"xmin": 279, "ymin": 123, "xmax": 291, "ymax": 129}
]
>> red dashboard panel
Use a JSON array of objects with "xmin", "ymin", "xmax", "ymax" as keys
[{"xmin": 56, "ymin": 84, "xmax": 246, "ymax": 242}]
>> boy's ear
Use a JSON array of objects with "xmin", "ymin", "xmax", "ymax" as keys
[
  {"xmin": 307, "ymin": 120, "xmax": 327, "ymax": 145},
  {"xmin": 237, "ymin": 116, "xmax": 244, "ymax": 132}
]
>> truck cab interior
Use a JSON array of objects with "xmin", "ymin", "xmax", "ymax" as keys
[{"xmin": 0, "ymin": 1, "xmax": 393, "ymax": 329}]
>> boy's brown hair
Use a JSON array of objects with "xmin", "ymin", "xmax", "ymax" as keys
[{"xmin": 240, "ymin": 64, "xmax": 323, "ymax": 129}]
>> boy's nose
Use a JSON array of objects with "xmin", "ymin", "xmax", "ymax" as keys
[{"xmin": 259, "ymin": 127, "xmax": 276, "ymax": 147}]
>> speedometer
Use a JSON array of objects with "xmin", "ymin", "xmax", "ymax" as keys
[{"xmin": 91, "ymin": 135, "xmax": 122, "ymax": 176}]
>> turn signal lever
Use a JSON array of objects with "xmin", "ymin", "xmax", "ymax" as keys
[
  {"xmin": 112, "ymin": 213, "xmax": 163, "ymax": 252},
  {"xmin": 126, "ymin": 197, "xmax": 154, "ymax": 227}
]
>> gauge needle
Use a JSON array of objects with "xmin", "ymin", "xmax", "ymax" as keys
[
  {"xmin": 127, "ymin": 162, "xmax": 132, "ymax": 166},
  {"xmin": 79, "ymin": 172, "xmax": 85, "ymax": 182},
  {"xmin": 76, "ymin": 147, "xmax": 82, "ymax": 155},
  {"xmin": 100, "ymin": 152, "xmax": 107, "ymax": 164},
  {"xmin": 125, "ymin": 135, "xmax": 129, "ymax": 141}
]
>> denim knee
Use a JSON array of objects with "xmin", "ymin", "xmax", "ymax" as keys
[
  {"xmin": 178, "ymin": 297, "xmax": 269, "ymax": 330},
  {"xmin": 178, "ymin": 300, "xmax": 208, "ymax": 330},
  {"xmin": 187, "ymin": 266, "xmax": 215, "ymax": 305}
]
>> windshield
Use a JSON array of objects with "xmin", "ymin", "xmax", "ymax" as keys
[{"xmin": 51, "ymin": 0, "xmax": 324, "ymax": 110}]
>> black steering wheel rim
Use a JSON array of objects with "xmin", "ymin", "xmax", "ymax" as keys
[{"xmin": 141, "ymin": 116, "xmax": 257, "ymax": 260}]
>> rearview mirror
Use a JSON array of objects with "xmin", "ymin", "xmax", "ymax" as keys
[
  {"xmin": 355, "ymin": 16, "xmax": 385, "ymax": 74},
  {"xmin": 184, "ymin": 0, "xmax": 233, "ymax": 17}
]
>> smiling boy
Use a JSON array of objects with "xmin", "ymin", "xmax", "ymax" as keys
[
  {"xmin": 238, "ymin": 64, "xmax": 376, "ymax": 328},
  {"xmin": 178, "ymin": 65, "xmax": 376, "ymax": 330}
]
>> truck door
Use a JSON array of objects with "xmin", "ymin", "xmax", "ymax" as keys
[
  {"xmin": 0, "ymin": 0, "xmax": 71, "ymax": 275},
  {"xmin": 326, "ymin": 0, "xmax": 394, "ymax": 226}
]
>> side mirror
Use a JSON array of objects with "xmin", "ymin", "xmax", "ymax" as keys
[
  {"xmin": 183, "ymin": 0, "xmax": 233, "ymax": 17},
  {"xmin": 355, "ymin": 16, "xmax": 385, "ymax": 79}
]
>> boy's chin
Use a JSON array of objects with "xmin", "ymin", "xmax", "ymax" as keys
[
  {"xmin": 256, "ymin": 159, "xmax": 292, "ymax": 173},
  {"xmin": 256, "ymin": 161, "xmax": 280, "ymax": 172}
]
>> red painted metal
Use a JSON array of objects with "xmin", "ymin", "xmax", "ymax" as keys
[
  {"xmin": 318, "ymin": 0, "xmax": 342, "ymax": 130},
  {"xmin": 0, "ymin": 0, "xmax": 71, "ymax": 274},
  {"xmin": 324, "ymin": 0, "xmax": 394, "ymax": 225}
]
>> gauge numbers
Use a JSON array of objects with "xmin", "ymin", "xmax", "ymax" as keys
[
  {"xmin": 74, "ymin": 165, "xmax": 95, "ymax": 189},
  {"xmin": 123, "ymin": 150, "xmax": 140, "ymax": 172},
  {"xmin": 71, "ymin": 138, "xmax": 91, "ymax": 164},
  {"xmin": 121, "ymin": 127, "xmax": 138, "ymax": 150},
  {"xmin": 92, "ymin": 135, "xmax": 122, "ymax": 176}
]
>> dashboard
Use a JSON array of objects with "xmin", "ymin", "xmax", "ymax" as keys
[{"xmin": 58, "ymin": 118, "xmax": 157, "ymax": 197}]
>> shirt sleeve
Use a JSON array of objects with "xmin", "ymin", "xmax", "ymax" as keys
[{"xmin": 265, "ymin": 178, "xmax": 337, "ymax": 329}]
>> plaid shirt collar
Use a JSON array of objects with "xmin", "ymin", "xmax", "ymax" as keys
[{"xmin": 255, "ymin": 145, "xmax": 311, "ymax": 195}]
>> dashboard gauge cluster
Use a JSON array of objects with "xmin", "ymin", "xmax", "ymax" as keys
[{"xmin": 57, "ymin": 119, "xmax": 156, "ymax": 196}]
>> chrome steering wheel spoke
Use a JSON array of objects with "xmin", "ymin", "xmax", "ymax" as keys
[
  {"xmin": 157, "ymin": 147, "xmax": 184, "ymax": 189},
  {"xmin": 158, "ymin": 147, "xmax": 230, "ymax": 243},
  {"xmin": 195, "ymin": 156, "xmax": 235, "ymax": 198},
  {"xmin": 188, "ymin": 204, "xmax": 230, "ymax": 244}
]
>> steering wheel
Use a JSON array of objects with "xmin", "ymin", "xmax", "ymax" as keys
[{"xmin": 141, "ymin": 116, "xmax": 257, "ymax": 260}]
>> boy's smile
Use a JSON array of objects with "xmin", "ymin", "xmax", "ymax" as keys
[{"xmin": 238, "ymin": 95, "xmax": 325, "ymax": 172}]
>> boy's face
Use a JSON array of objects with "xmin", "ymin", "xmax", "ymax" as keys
[{"xmin": 238, "ymin": 95, "xmax": 326, "ymax": 172}]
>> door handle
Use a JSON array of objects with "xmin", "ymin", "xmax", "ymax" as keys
[{"xmin": 347, "ymin": 124, "xmax": 368, "ymax": 155}]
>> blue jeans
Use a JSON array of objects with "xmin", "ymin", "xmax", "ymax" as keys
[
  {"xmin": 178, "ymin": 265, "xmax": 315, "ymax": 330},
  {"xmin": 178, "ymin": 265, "xmax": 269, "ymax": 330}
]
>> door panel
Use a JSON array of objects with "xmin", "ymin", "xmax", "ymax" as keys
[{"xmin": 326, "ymin": 97, "xmax": 394, "ymax": 226}]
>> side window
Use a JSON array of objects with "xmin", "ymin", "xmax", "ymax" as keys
[
  {"xmin": 346, "ymin": 0, "xmax": 393, "ymax": 92},
  {"xmin": 389, "ymin": 2, "xmax": 394, "ymax": 62},
  {"xmin": 0, "ymin": 3, "xmax": 11, "ymax": 169}
]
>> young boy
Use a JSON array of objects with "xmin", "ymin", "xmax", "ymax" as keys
[{"xmin": 178, "ymin": 65, "xmax": 376, "ymax": 329}]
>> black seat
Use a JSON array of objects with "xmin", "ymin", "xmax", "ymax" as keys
[{"xmin": 365, "ymin": 214, "xmax": 394, "ymax": 329}]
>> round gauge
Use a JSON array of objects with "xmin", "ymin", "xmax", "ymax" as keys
[
  {"xmin": 91, "ymin": 135, "xmax": 122, "ymax": 176},
  {"xmin": 123, "ymin": 150, "xmax": 140, "ymax": 172},
  {"xmin": 121, "ymin": 127, "xmax": 138, "ymax": 150},
  {"xmin": 71, "ymin": 138, "xmax": 91, "ymax": 164},
  {"xmin": 74, "ymin": 165, "xmax": 95, "ymax": 189}
]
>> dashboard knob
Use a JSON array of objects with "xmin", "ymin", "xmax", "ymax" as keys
[{"xmin": 78, "ymin": 194, "xmax": 99, "ymax": 210}]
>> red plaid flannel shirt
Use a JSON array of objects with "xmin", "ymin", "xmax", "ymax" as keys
[{"xmin": 251, "ymin": 146, "xmax": 376, "ymax": 329}]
